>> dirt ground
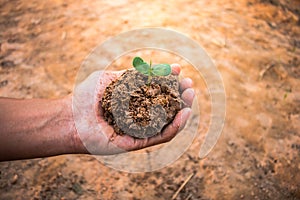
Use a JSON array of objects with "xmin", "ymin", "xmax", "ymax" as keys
[{"xmin": 0, "ymin": 0, "xmax": 300, "ymax": 199}]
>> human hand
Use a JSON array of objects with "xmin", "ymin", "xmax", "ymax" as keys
[{"xmin": 72, "ymin": 64, "xmax": 195, "ymax": 155}]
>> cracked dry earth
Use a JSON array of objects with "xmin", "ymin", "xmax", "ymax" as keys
[{"xmin": 0, "ymin": 0, "xmax": 300, "ymax": 199}]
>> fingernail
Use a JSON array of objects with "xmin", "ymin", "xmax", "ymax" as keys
[
  {"xmin": 171, "ymin": 64, "xmax": 181, "ymax": 75},
  {"xmin": 171, "ymin": 63, "xmax": 180, "ymax": 68}
]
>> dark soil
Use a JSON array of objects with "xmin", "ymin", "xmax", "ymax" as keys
[{"xmin": 101, "ymin": 69, "xmax": 182, "ymax": 138}]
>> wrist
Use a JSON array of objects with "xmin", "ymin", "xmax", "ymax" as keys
[{"xmin": 61, "ymin": 95, "xmax": 88, "ymax": 154}]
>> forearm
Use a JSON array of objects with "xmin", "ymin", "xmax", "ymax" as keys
[{"xmin": 0, "ymin": 95, "xmax": 87, "ymax": 161}]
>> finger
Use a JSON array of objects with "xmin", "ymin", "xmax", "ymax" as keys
[
  {"xmin": 144, "ymin": 108, "xmax": 192, "ymax": 147},
  {"xmin": 112, "ymin": 70, "xmax": 126, "ymax": 77},
  {"xmin": 181, "ymin": 88, "xmax": 195, "ymax": 107},
  {"xmin": 112, "ymin": 132, "xmax": 152, "ymax": 153},
  {"xmin": 180, "ymin": 78, "xmax": 193, "ymax": 92},
  {"xmin": 111, "ymin": 107, "xmax": 193, "ymax": 152},
  {"xmin": 171, "ymin": 63, "xmax": 181, "ymax": 75},
  {"xmin": 103, "ymin": 70, "xmax": 125, "ymax": 81},
  {"xmin": 96, "ymin": 70, "xmax": 125, "ymax": 92},
  {"xmin": 161, "ymin": 107, "xmax": 192, "ymax": 140},
  {"xmin": 109, "ymin": 133, "xmax": 138, "ymax": 153}
]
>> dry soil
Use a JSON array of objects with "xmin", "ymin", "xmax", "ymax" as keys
[{"xmin": 0, "ymin": 0, "xmax": 299, "ymax": 199}]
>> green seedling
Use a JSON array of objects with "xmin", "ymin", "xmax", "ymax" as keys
[{"xmin": 132, "ymin": 57, "xmax": 171, "ymax": 85}]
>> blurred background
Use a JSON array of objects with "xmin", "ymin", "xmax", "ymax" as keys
[{"xmin": 0, "ymin": 0, "xmax": 299, "ymax": 199}]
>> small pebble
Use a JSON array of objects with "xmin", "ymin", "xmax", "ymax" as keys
[{"xmin": 11, "ymin": 174, "xmax": 18, "ymax": 184}]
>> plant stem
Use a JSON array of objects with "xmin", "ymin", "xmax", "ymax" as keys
[
  {"xmin": 147, "ymin": 60, "xmax": 152, "ymax": 85},
  {"xmin": 147, "ymin": 75, "xmax": 152, "ymax": 85}
]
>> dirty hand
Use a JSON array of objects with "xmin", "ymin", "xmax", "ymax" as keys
[{"xmin": 73, "ymin": 64, "xmax": 195, "ymax": 154}]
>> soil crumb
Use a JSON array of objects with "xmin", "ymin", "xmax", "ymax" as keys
[{"xmin": 101, "ymin": 69, "xmax": 182, "ymax": 138}]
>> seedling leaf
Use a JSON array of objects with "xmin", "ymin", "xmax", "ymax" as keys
[
  {"xmin": 152, "ymin": 64, "xmax": 171, "ymax": 76},
  {"xmin": 135, "ymin": 63, "xmax": 151, "ymax": 75},
  {"xmin": 133, "ymin": 57, "xmax": 144, "ymax": 67},
  {"xmin": 132, "ymin": 57, "xmax": 171, "ymax": 85}
]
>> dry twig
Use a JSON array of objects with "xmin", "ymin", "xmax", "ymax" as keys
[
  {"xmin": 259, "ymin": 63, "xmax": 276, "ymax": 80},
  {"xmin": 171, "ymin": 173, "xmax": 194, "ymax": 200},
  {"xmin": 184, "ymin": 193, "xmax": 193, "ymax": 200}
]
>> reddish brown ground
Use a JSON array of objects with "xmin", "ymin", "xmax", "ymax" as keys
[{"xmin": 0, "ymin": 0, "xmax": 299, "ymax": 199}]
